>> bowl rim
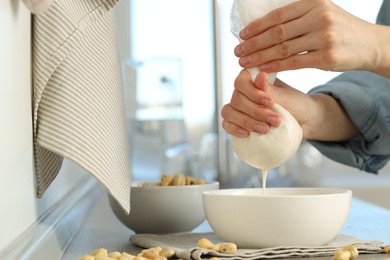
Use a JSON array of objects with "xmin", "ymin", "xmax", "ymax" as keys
[
  {"xmin": 131, "ymin": 180, "xmax": 219, "ymax": 189},
  {"xmin": 203, "ymin": 187, "xmax": 352, "ymax": 198}
]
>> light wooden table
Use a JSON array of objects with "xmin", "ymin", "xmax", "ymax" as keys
[{"xmin": 61, "ymin": 188, "xmax": 390, "ymax": 260}]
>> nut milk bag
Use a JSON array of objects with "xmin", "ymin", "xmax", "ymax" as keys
[
  {"xmin": 230, "ymin": 0, "xmax": 303, "ymax": 173},
  {"xmin": 231, "ymin": 0, "xmax": 296, "ymax": 83}
]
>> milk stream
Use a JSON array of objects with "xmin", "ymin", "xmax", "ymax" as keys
[{"xmin": 261, "ymin": 168, "xmax": 268, "ymax": 195}]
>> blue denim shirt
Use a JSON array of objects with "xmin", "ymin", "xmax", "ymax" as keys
[{"xmin": 308, "ymin": 1, "xmax": 390, "ymax": 173}]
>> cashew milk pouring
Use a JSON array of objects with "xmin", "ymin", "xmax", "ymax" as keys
[
  {"xmin": 231, "ymin": 104, "xmax": 302, "ymax": 193},
  {"xmin": 230, "ymin": 0, "xmax": 302, "ymax": 193}
]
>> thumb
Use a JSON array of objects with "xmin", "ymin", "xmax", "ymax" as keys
[{"xmin": 253, "ymin": 71, "xmax": 271, "ymax": 92}]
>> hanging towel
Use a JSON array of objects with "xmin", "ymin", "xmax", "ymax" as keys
[{"xmin": 32, "ymin": 0, "xmax": 131, "ymax": 213}]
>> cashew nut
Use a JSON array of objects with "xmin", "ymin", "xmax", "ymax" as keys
[
  {"xmin": 95, "ymin": 256, "xmax": 116, "ymax": 260},
  {"xmin": 77, "ymin": 256, "xmax": 95, "ymax": 260},
  {"xmin": 160, "ymin": 175, "xmax": 173, "ymax": 186},
  {"xmin": 119, "ymin": 252, "xmax": 135, "ymax": 260},
  {"xmin": 212, "ymin": 243, "xmax": 237, "ymax": 254},
  {"xmin": 197, "ymin": 238, "xmax": 215, "ymax": 249},
  {"xmin": 192, "ymin": 178, "xmax": 205, "ymax": 185},
  {"xmin": 384, "ymin": 244, "xmax": 390, "ymax": 254},
  {"xmin": 334, "ymin": 245, "xmax": 358, "ymax": 260},
  {"xmin": 185, "ymin": 176, "xmax": 193, "ymax": 185},
  {"xmin": 345, "ymin": 245, "xmax": 358, "ymax": 259},
  {"xmin": 91, "ymin": 248, "xmax": 108, "ymax": 257},
  {"xmin": 334, "ymin": 249, "xmax": 351, "ymax": 260},
  {"xmin": 171, "ymin": 173, "xmax": 186, "ymax": 186},
  {"xmin": 159, "ymin": 248, "xmax": 175, "ymax": 258},
  {"xmin": 108, "ymin": 251, "xmax": 122, "ymax": 259}
]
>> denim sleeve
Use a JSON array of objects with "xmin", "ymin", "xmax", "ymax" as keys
[{"xmin": 308, "ymin": 71, "xmax": 390, "ymax": 173}]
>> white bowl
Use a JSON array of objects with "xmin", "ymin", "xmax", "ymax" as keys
[
  {"xmin": 203, "ymin": 187, "xmax": 352, "ymax": 248},
  {"xmin": 109, "ymin": 181, "xmax": 219, "ymax": 234}
]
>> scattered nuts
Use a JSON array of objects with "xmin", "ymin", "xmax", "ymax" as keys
[
  {"xmin": 197, "ymin": 238, "xmax": 237, "ymax": 254},
  {"xmin": 142, "ymin": 173, "xmax": 207, "ymax": 187},
  {"xmin": 77, "ymin": 239, "xmax": 235, "ymax": 260}
]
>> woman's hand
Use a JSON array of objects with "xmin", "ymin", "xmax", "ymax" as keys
[
  {"xmin": 221, "ymin": 70, "xmax": 313, "ymax": 138},
  {"xmin": 221, "ymin": 71, "xmax": 281, "ymax": 137},
  {"xmin": 234, "ymin": 0, "xmax": 388, "ymax": 76},
  {"xmin": 221, "ymin": 70, "xmax": 359, "ymax": 141}
]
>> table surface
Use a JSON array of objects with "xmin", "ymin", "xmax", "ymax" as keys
[{"xmin": 61, "ymin": 187, "xmax": 390, "ymax": 260}]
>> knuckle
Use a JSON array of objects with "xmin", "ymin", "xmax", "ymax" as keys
[
  {"xmin": 271, "ymin": 7, "xmax": 285, "ymax": 23},
  {"xmin": 321, "ymin": 30, "xmax": 338, "ymax": 47},
  {"xmin": 320, "ymin": 31, "xmax": 340, "ymax": 66},
  {"xmin": 314, "ymin": 0, "xmax": 333, "ymax": 11},
  {"xmin": 271, "ymin": 24, "xmax": 286, "ymax": 42},
  {"xmin": 221, "ymin": 120, "xmax": 230, "ymax": 131},
  {"xmin": 241, "ymin": 117, "xmax": 252, "ymax": 130},
  {"xmin": 221, "ymin": 104, "xmax": 232, "ymax": 119},
  {"xmin": 230, "ymin": 92, "xmax": 245, "ymax": 109},
  {"xmin": 234, "ymin": 72, "xmax": 245, "ymax": 89},
  {"xmin": 322, "ymin": 48, "xmax": 339, "ymax": 68},
  {"xmin": 279, "ymin": 41, "xmax": 291, "ymax": 58},
  {"xmin": 318, "ymin": 10, "xmax": 336, "ymax": 27},
  {"xmin": 252, "ymin": 106, "xmax": 266, "ymax": 120},
  {"xmin": 288, "ymin": 56, "xmax": 302, "ymax": 70}
]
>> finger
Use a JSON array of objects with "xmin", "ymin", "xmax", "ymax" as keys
[
  {"xmin": 221, "ymin": 104, "xmax": 271, "ymax": 135},
  {"xmin": 222, "ymin": 120, "xmax": 250, "ymax": 137},
  {"xmin": 229, "ymin": 90, "xmax": 281, "ymax": 127},
  {"xmin": 234, "ymin": 70, "xmax": 274, "ymax": 107},
  {"xmin": 259, "ymin": 50, "xmax": 337, "ymax": 72},
  {"xmin": 239, "ymin": 31, "xmax": 320, "ymax": 68},
  {"xmin": 254, "ymin": 72, "xmax": 270, "ymax": 93},
  {"xmin": 239, "ymin": 0, "xmax": 312, "ymax": 40},
  {"xmin": 235, "ymin": 11, "xmax": 313, "ymax": 58}
]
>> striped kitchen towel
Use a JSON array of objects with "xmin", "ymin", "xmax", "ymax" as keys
[
  {"xmin": 131, "ymin": 232, "xmax": 385, "ymax": 259},
  {"xmin": 32, "ymin": 0, "xmax": 131, "ymax": 213},
  {"xmin": 23, "ymin": 0, "xmax": 54, "ymax": 14}
]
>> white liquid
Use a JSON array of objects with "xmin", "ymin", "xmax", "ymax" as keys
[{"xmin": 261, "ymin": 168, "xmax": 268, "ymax": 195}]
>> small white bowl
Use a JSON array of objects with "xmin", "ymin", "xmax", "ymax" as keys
[
  {"xmin": 203, "ymin": 187, "xmax": 352, "ymax": 248},
  {"xmin": 109, "ymin": 181, "xmax": 219, "ymax": 234}
]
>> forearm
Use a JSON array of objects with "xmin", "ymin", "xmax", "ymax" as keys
[{"xmin": 304, "ymin": 93, "xmax": 359, "ymax": 141}]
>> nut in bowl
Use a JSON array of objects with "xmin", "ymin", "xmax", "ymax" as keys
[
  {"xmin": 203, "ymin": 187, "xmax": 352, "ymax": 248},
  {"xmin": 109, "ymin": 174, "xmax": 219, "ymax": 234}
]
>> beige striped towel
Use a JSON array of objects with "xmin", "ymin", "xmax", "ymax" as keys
[
  {"xmin": 32, "ymin": 0, "xmax": 131, "ymax": 213},
  {"xmin": 131, "ymin": 232, "xmax": 385, "ymax": 259}
]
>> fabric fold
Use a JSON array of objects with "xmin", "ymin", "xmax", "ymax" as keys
[
  {"xmin": 130, "ymin": 232, "xmax": 385, "ymax": 260},
  {"xmin": 32, "ymin": 0, "xmax": 131, "ymax": 213}
]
